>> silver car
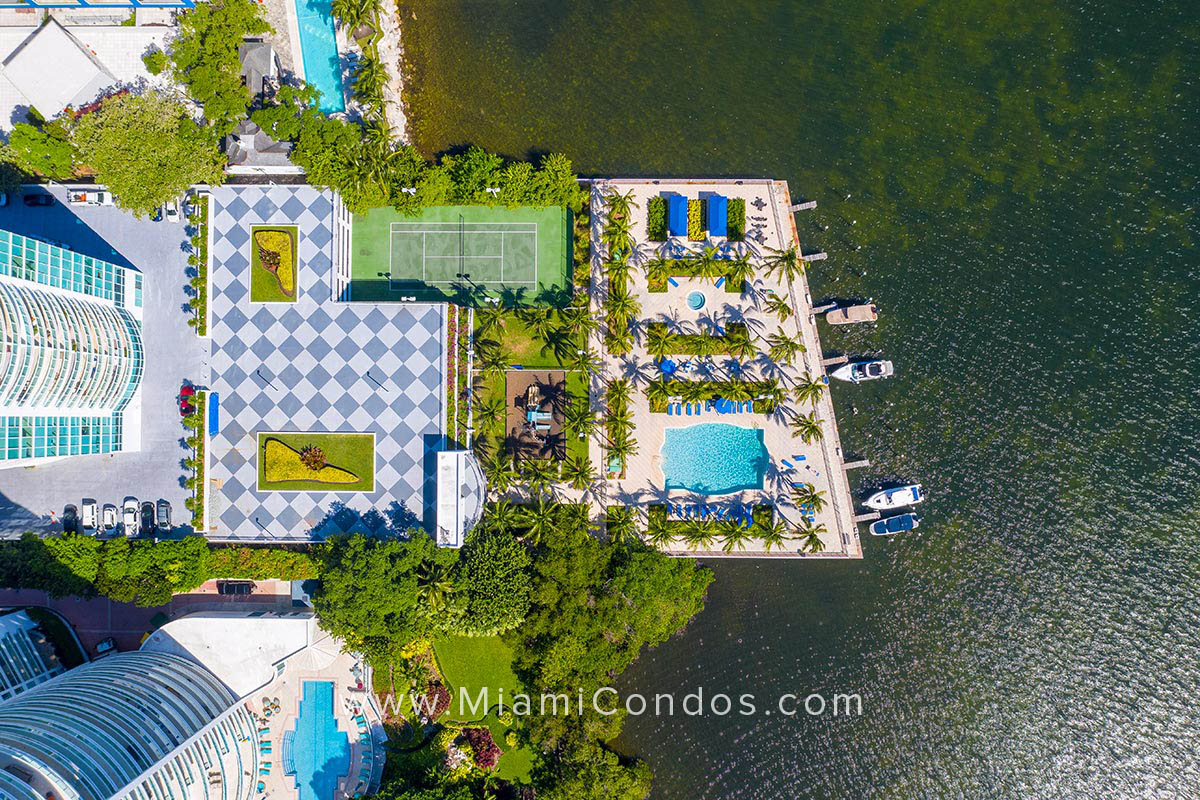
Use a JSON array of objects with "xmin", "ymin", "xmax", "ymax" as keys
[{"xmin": 122, "ymin": 497, "xmax": 138, "ymax": 536}]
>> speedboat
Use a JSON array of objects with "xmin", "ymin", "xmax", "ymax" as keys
[
  {"xmin": 829, "ymin": 359, "xmax": 893, "ymax": 383},
  {"xmin": 864, "ymin": 484, "xmax": 925, "ymax": 510},
  {"xmin": 869, "ymin": 513, "xmax": 920, "ymax": 536}
]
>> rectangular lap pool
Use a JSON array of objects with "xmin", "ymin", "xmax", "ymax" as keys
[
  {"xmin": 294, "ymin": 0, "xmax": 346, "ymax": 114},
  {"xmin": 661, "ymin": 423, "xmax": 768, "ymax": 495},
  {"xmin": 287, "ymin": 681, "xmax": 350, "ymax": 800}
]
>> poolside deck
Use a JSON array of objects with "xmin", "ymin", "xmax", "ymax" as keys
[{"xmin": 586, "ymin": 178, "xmax": 862, "ymax": 559}]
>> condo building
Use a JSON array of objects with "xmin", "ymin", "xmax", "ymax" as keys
[
  {"xmin": 0, "ymin": 228, "xmax": 143, "ymax": 468},
  {"xmin": 0, "ymin": 651, "xmax": 260, "ymax": 800}
]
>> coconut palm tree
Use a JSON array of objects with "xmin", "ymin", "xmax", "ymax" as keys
[
  {"xmin": 646, "ymin": 325, "xmax": 674, "ymax": 360},
  {"xmin": 725, "ymin": 329, "xmax": 757, "ymax": 361},
  {"xmin": 798, "ymin": 521, "xmax": 827, "ymax": 553},
  {"xmin": 331, "ymin": 0, "xmax": 380, "ymax": 31},
  {"xmin": 791, "ymin": 483, "xmax": 827, "ymax": 514},
  {"xmin": 683, "ymin": 520, "xmax": 717, "ymax": 551},
  {"xmin": 767, "ymin": 332, "xmax": 804, "ymax": 365},
  {"xmin": 606, "ymin": 506, "xmax": 637, "ymax": 544},
  {"xmin": 519, "ymin": 308, "xmax": 556, "ymax": 342},
  {"xmin": 558, "ymin": 306, "xmax": 600, "ymax": 340},
  {"xmin": 722, "ymin": 381, "xmax": 752, "ymax": 403},
  {"xmin": 793, "ymin": 373, "xmax": 826, "ymax": 408},
  {"xmin": 518, "ymin": 494, "xmax": 557, "ymax": 546},
  {"xmin": 724, "ymin": 252, "xmax": 755, "ymax": 290},
  {"xmin": 353, "ymin": 56, "xmax": 388, "ymax": 102},
  {"xmin": 568, "ymin": 346, "xmax": 602, "ymax": 376},
  {"xmin": 719, "ymin": 519, "xmax": 753, "ymax": 553},
  {"xmin": 679, "ymin": 380, "xmax": 710, "ymax": 405},
  {"xmin": 764, "ymin": 292, "xmax": 792, "ymax": 321},
  {"xmin": 645, "ymin": 379, "xmax": 672, "ymax": 409},
  {"xmin": 687, "ymin": 247, "xmax": 724, "ymax": 281},
  {"xmin": 561, "ymin": 455, "xmax": 595, "ymax": 491},
  {"xmin": 763, "ymin": 245, "xmax": 804, "ymax": 285},
  {"xmin": 485, "ymin": 498, "xmax": 519, "ymax": 533},
  {"xmin": 602, "ymin": 217, "xmax": 634, "ymax": 259},
  {"xmin": 791, "ymin": 412, "xmax": 823, "ymax": 443},
  {"xmin": 476, "ymin": 306, "xmax": 505, "ymax": 338},
  {"xmin": 607, "ymin": 379, "xmax": 632, "ymax": 409},
  {"xmin": 645, "ymin": 257, "xmax": 670, "ymax": 287},
  {"xmin": 607, "ymin": 436, "xmax": 638, "ymax": 466},
  {"xmin": 755, "ymin": 515, "xmax": 789, "ymax": 553},
  {"xmin": 604, "ymin": 288, "xmax": 641, "ymax": 331},
  {"xmin": 646, "ymin": 511, "xmax": 674, "ymax": 548},
  {"xmin": 563, "ymin": 401, "xmax": 598, "ymax": 440},
  {"xmin": 604, "ymin": 188, "xmax": 637, "ymax": 222},
  {"xmin": 522, "ymin": 459, "xmax": 556, "ymax": 494},
  {"xmin": 475, "ymin": 394, "xmax": 506, "ymax": 427},
  {"xmin": 415, "ymin": 561, "xmax": 454, "ymax": 612},
  {"xmin": 757, "ymin": 380, "xmax": 788, "ymax": 413}
]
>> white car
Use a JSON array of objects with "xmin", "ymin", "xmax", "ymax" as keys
[
  {"xmin": 122, "ymin": 497, "xmax": 138, "ymax": 536},
  {"xmin": 80, "ymin": 499, "xmax": 98, "ymax": 533},
  {"xmin": 165, "ymin": 200, "xmax": 181, "ymax": 223},
  {"xmin": 101, "ymin": 504, "xmax": 118, "ymax": 535}
]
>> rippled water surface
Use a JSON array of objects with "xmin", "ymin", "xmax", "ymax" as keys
[{"xmin": 405, "ymin": 1, "xmax": 1200, "ymax": 796}]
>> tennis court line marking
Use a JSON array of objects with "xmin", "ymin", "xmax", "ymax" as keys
[{"xmin": 386, "ymin": 222, "xmax": 539, "ymax": 288}]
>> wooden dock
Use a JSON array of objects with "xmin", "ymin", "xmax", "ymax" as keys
[
  {"xmin": 790, "ymin": 200, "xmax": 817, "ymax": 212},
  {"xmin": 853, "ymin": 511, "xmax": 881, "ymax": 523},
  {"xmin": 842, "ymin": 459, "xmax": 870, "ymax": 470},
  {"xmin": 822, "ymin": 354, "xmax": 848, "ymax": 367},
  {"xmin": 801, "ymin": 251, "xmax": 828, "ymax": 262},
  {"xmin": 811, "ymin": 302, "xmax": 837, "ymax": 314}
]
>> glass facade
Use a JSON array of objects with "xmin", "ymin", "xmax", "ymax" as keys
[{"xmin": 0, "ymin": 230, "xmax": 143, "ymax": 465}]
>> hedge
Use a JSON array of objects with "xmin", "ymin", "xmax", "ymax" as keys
[
  {"xmin": 646, "ymin": 321, "xmax": 752, "ymax": 356},
  {"xmin": 647, "ymin": 196, "xmax": 667, "ymax": 241},
  {"xmin": 687, "ymin": 199, "xmax": 705, "ymax": 241},
  {"xmin": 646, "ymin": 259, "xmax": 746, "ymax": 294},
  {"xmin": 727, "ymin": 198, "xmax": 746, "ymax": 242}
]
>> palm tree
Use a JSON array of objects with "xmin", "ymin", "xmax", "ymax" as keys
[
  {"xmin": 767, "ymin": 332, "xmax": 804, "ymax": 365},
  {"xmin": 791, "ymin": 483, "xmax": 827, "ymax": 513},
  {"xmin": 724, "ymin": 252, "xmax": 754, "ymax": 290},
  {"xmin": 558, "ymin": 306, "xmax": 600, "ymax": 340},
  {"xmin": 485, "ymin": 498, "xmax": 519, "ymax": 533},
  {"xmin": 722, "ymin": 381, "xmax": 752, "ymax": 403},
  {"xmin": 646, "ymin": 325, "xmax": 674, "ymax": 360},
  {"xmin": 763, "ymin": 245, "xmax": 804, "ymax": 285},
  {"xmin": 607, "ymin": 255, "xmax": 632, "ymax": 287},
  {"xmin": 415, "ymin": 561, "xmax": 454, "ymax": 612},
  {"xmin": 646, "ymin": 511, "xmax": 674, "ymax": 548},
  {"xmin": 476, "ymin": 306, "xmax": 505, "ymax": 338},
  {"xmin": 604, "ymin": 286, "xmax": 641, "ymax": 327},
  {"xmin": 607, "ymin": 436, "xmax": 638, "ymax": 465},
  {"xmin": 353, "ymin": 56, "xmax": 387, "ymax": 102},
  {"xmin": 683, "ymin": 520, "xmax": 717, "ymax": 551},
  {"xmin": 475, "ymin": 394, "xmax": 506, "ymax": 428},
  {"xmin": 687, "ymin": 247, "xmax": 724, "ymax": 281},
  {"xmin": 799, "ymin": 521, "xmax": 827, "ymax": 553},
  {"xmin": 764, "ymin": 292, "xmax": 792, "ymax": 321},
  {"xmin": 793, "ymin": 373, "xmax": 826, "ymax": 408},
  {"xmin": 755, "ymin": 515, "xmax": 789, "ymax": 553},
  {"xmin": 568, "ymin": 346, "xmax": 601, "ymax": 376},
  {"xmin": 331, "ymin": 0, "xmax": 380, "ymax": 30},
  {"xmin": 604, "ymin": 188, "xmax": 637, "ymax": 222},
  {"xmin": 475, "ymin": 339, "xmax": 508, "ymax": 379},
  {"xmin": 680, "ymin": 380, "xmax": 710, "ymax": 404},
  {"xmin": 481, "ymin": 446, "xmax": 513, "ymax": 486},
  {"xmin": 602, "ymin": 216, "xmax": 634, "ymax": 259},
  {"xmin": 725, "ymin": 329, "xmax": 757, "ymax": 361},
  {"xmin": 562, "ymin": 455, "xmax": 595, "ymax": 491},
  {"xmin": 606, "ymin": 506, "xmax": 637, "ymax": 544},
  {"xmin": 791, "ymin": 412, "xmax": 824, "ymax": 443},
  {"xmin": 693, "ymin": 333, "xmax": 722, "ymax": 359},
  {"xmin": 645, "ymin": 257, "xmax": 670, "ymax": 287},
  {"xmin": 645, "ymin": 379, "xmax": 672, "ymax": 409},
  {"xmin": 519, "ymin": 308, "xmax": 556, "ymax": 342},
  {"xmin": 518, "ymin": 494, "xmax": 557, "ymax": 546},
  {"xmin": 563, "ymin": 401, "xmax": 598, "ymax": 440},
  {"xmin": 522, "ymin": 459, "xmax": 556, "ymax": 494},
  {"xmin": 607, "ymin": 379, "xmax": 632, "ymax": 410},
  {"xmin": 719, "ymin": 519, "xmax": 753, "ymax": 553}
]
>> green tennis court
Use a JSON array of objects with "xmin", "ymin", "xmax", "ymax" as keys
[{"xmin": 351, "ymin": 205, "xmax": 570, "ymax": 306}]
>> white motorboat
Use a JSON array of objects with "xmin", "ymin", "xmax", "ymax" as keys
[
  {"xmin": 864, "ymin": 484, "xmax": 925, "ymax": 510},
  {"xmin": 830, "ymin": 359, "xmax": 894, "ymax": 383}
]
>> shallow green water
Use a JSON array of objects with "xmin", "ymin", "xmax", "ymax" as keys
[{"xmin": 406, "ymin": 1, "xmax": 1200, "ymax": 796}]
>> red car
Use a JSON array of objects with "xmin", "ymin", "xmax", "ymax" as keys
[{"xmin": 179, "ymin": 384, "xmax": 196, "ymax": 416}]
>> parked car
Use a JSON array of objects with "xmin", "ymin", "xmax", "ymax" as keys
[
  {"xmin": 165, "ymin": 200, "xmax": 181, "ymax": 223},
  {"xmin": 140, "ymin": 501, "xmax": 155, "ymax": 536},
  {"xmin": 151, "ymin": 206, "xmax": 163, "ymax": 222},
  {"xmin": 67, "ymin": 190, "xmax": 113, "ymax": 206},
  {"xmin": 217, "ymin": 580, "xmax": 255, "ymax": 596},
  {"xmin": 179, "ymin": 384, "xmax": 196, "ymax": 416},
  {"xmin": 80, "ymin": 499, "xmax": 98, "ymax": 533},
  {"xmin": 156, "ymin": 499, "xmax": 171, "ymax": 532},
  {"xmin": 62, "ymin": 504, "xmax": 78, "ymax": 533},
  {"xmin": 101, "ymin": 504, "xmax": 118, "ymax": 535},
  {"xmin": 94, "ymin": 637, "xmax": 117, "ymax": 659},
  {"xmin": 23, "ymin": 193, "xmax": 53, "ymax": 207},
  {"xmin": 122, "ymin": 497, "xmax": 138, "ymax": 536}
]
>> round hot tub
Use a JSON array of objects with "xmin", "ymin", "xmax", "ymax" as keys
[{"xmin": 687, "ymin": 291, "xmax": 706, "ymax": 310}]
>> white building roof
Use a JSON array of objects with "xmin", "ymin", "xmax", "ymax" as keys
[
  {"xmin": 1, "ymin": 19, "xmax": 113, "ymax": 119},
  {"xmin": 435, "ymin": 450, "xmax": 486, "ymax": 548}
]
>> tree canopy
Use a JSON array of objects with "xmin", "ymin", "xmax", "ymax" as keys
[
  {"xmin": 449, "ymin": 529, "xmax": 531, "ymax": 636},
  {"xmin": 169, "ymin": 0, "xmax": 271, "ymax": 136},
  {"xmin": 8, "ymin": 123, "xmax": 74, "ymax": 180},
  {"xmin": 71, "ymin": 92, "xmax": 225, "ymax": 216}
]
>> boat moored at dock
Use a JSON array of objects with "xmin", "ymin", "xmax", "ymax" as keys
[
  {"xmin": 869, "ymin": 513, "xmax": 920, "ymax": 536},
  {"xmin": 826, "ymin": 303, "xmax": 879, "ymax": 325},
  {"xmin": 830, "ymin": 359, "xmax": 894, "ymax": 383},
  {"xmin": 864, "ymin": 484, "xmax": 925, "ymax": 510}
]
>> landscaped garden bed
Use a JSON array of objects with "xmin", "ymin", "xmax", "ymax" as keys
[
  {"xmin": 187, "ymin": 193, "xmax": 210, "ymax": 335},
  {"xmin": 185, "ymin": 391, "xmax": 206, "ymax": 530},
  {"xmin": 645, "ymin": 378, "xmax": 782, "ymax": 414},
  {"xmin": 647, "ymin": 196, "xmax": 667, "ymax": 241},
  {"xmin": 727, "ymin": 197, "xmax": 746, "ymax": 242},
  {"xmin": 256, "ymin": 432, "xmax": 375, "ymax": 492},
  {"xmin": 687, "ymin": 198, "xmax": 705, "ymax": 240},
  {"xmin": 646, "ymin": 321, "xmax": 754, "ymax": 357},
  {"xmin": 249, "ymin": 224, "xmax": 298, "ymax": 302},
  {"xmin": 645, "ymin": 252, "xmax": 752, "ymax": 294}
]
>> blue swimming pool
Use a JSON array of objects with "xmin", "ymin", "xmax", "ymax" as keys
[
  {"xmin": 287, "ymin": 681, "xmax": 350, "ymax": 800},
  {"xmin": 294, "ymin": 0, "xmax": 346, "ymax": 114},
  {"xmin": 661, "ymin": 423, "xmax": 768, "ymax": 494}
]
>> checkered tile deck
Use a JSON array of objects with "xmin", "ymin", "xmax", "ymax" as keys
[{"xmin": 207, "ymin": 186, "xmax": 446, "ymax": 541}]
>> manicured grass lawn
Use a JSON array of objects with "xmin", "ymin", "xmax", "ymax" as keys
[
  {"xmin": 250, "ymin": 225, "xmax": 298, "ymax": 303},
  {"xmin": 256, "ymin": 432, "xmax": 375, "ymax": 492},
  {"xmin": 496, "ymin": 736, "xmax": 534, "ymax": 782},
  {"xmin": 565, "ymin": 370, "xmax": 589, "ymax": 461},
  {"xmin": 479, "ymin": 313, "xmax": 571, "ymax": 368},
  {"xmin": 433, "ymin": 635, "xmax": 522, "ymax": 722}
]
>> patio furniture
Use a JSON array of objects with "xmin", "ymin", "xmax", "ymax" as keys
[{"xmin": 708, "ymin": 195, "xmax": 728, "ymax": 237}]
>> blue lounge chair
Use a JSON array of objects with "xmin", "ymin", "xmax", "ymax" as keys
[
  {"xmin": 781, "ymin": 458, "xmax": 794, "ymax": 470},
  {"xmin": 747, "ymin": 400, "xmax": 754, "ymax": 412},
  {"xmin": 668, "ymin": 277, "xmax": 680, "ymax": 287},
  {"xmin": 667, "ymin": 404, "xmax": 674, "ymax": 416},
  {"xmin": 715, "ymin": 276, "xmax": 725, "ymax": 288},
  {"xmin": 795, "ymin": 455, "xmax": 806, "ymax": 461},
  {"xmin": 685, "ymin": 404, "xmax": 692, "ymax": 416}
]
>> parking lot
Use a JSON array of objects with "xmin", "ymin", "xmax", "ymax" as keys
[{"xmin": 0, "ymin": 184, "xmax": 210, "ymax": 538}]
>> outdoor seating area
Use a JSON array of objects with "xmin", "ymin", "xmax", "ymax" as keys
[
  {"xmin": 665, "ymin": 193, "xmax": 730, "ymax": 239},
  {"xmin": 665, "ymin": 398, "xmax": 755, "ymax": 416}
]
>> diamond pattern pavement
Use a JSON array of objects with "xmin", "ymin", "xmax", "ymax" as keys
[{"xmin": 208, "ymin": 186, "xmax": 445, "ymax": 541}]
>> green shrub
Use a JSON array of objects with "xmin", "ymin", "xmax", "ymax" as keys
[
  {"xmin": 143, "ymin": 50, "xmax": 168, "ymax": 75},
  {"xmin": 687, "ymin": 199, "xmax": 705, "ymax": 241},
  {"xmin": 727, "ymin": 197, "xmax": 746, "ymax": 241},
  {"xmin": 206, "ymin": 546, "xmax": 320, "ymax": 579},
  {"xmin": 504, "ymin": 730, "xmax": 518, "ymax": 747},
  {"xmin": 647, "ymin": 196, "xmax": 667, "ymax": 241}
]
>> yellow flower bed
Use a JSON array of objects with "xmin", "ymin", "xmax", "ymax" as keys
[
  {"xmin": 253, "ymin": 229, "xmax": 296, "ymax": 296},
  {"xmin": 262, "ymin": 438, "xmax": 358, "ymax": 484}
]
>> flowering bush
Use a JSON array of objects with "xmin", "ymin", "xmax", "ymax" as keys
[
  {"xmin": 425, "ymin": 682, "xmax": 451, "ymax": 720},
  {"xmin": 462, "ymin": 726, "xmax": 501, "ymax": 771},
  {"xmin": 299, "ymin": 446, "xmax": 326, "ymax": 470},
  {"xmin": 504, "ymin": 730, "xmax": 518, "ymax": 747}
]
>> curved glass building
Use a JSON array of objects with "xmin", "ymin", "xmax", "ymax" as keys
[
  {"xmin": 0, "ymin": 229, "xmax": 144, "ymax": 467},
  {"xmin": 0, "ymin": 652, "xmax": 259, "ymax": 800}
]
